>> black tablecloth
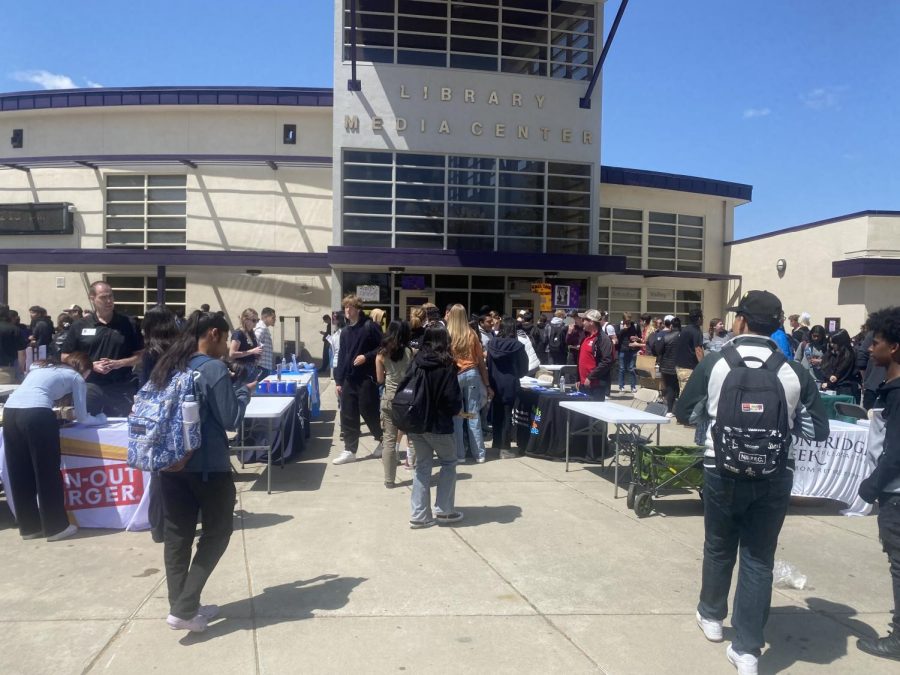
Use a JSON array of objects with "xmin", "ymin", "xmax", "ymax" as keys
[
  {"xmin": 514, "ymin": 388, "xmax": 606, "ymax": 461},
  {"xmin": 245, "ymin": 387, "xmax": 310, "ymax": 463}
]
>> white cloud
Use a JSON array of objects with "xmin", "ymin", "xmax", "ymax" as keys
[
  {"xmin": 742, "ymin": 107, "xmax": 771, "ymax": 119},
  {"xmin": 85, "ymin": 79, "xmax": 104, "ymax": 88},
  {"xmin": 12, "ymin": 69, "xmax": 78, "ymax": 89},
  {"xmin": 801, "ymin": 86, "xmax": 847, "ymax": 110}
]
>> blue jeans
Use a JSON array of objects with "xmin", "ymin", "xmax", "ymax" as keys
[
  {"xmin": 454, "ymin": 368, "xmax": 486, "ymax": 461},
  {"xmin": 698, "ymin": 468, "xmax": 793, "ymax": 657},
  {"xmin": 618, "ymin": 349, "xmax": 637, "ymax": 389},
  {"xmin": 408, "ymin": 432, "xmax": 457, "ymax": 523}
]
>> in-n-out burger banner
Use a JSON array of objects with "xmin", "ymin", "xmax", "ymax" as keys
[
  {"xmin": 344, "ymin": 83, "xmax": 594, "ymax": 145},
  {"xmin": 63, "ymin": 464, "xmax": 144, "ymax": 509}
]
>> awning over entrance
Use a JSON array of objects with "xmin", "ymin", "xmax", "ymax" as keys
[
  {"xmin": 327, "ymin": 246, "xmax": 626, "ymax": 275},
  {"xmin": 622, "ymin": 269, "xmax": 740, "ymax": 282},
  {"xmin": 833, "ymin": 258, "xmax": 900, "ymax": 278}
]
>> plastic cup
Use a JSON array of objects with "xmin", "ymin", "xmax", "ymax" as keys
[
  {"xmin": 286, "ymin": 382, "xmax": 297, "ymax": 395},
  {"xmin": 257, "ymin": 381, "xmax": 269, "ymax": 394},
  {"xmin": 276, "ymin": 381, "xmax": 287, "ymax": 394}
]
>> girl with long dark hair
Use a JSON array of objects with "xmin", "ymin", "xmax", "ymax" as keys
[
  {"xmin": 821, "ymin": 328, "xmax": 861, "ymax": 402},
  {"xmin": 408, "ymin": 326, "xmax": 463, "ymax": 528},
  {"xmin": 3, "ymin": 353, "xmax": 105, "ymax": 541},
  {"xmin": 376, "ymin": 319, "xmax": 413, "ymax": 487},
  {"xmin": 151, "ymin": 311, "xmax": 254, "ymax": 633}
]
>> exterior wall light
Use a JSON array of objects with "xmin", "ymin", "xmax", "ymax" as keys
[{"xmin": 776, "ymin": 259, "xmax": 787, "ymax": 275}]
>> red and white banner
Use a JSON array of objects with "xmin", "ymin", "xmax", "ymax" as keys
[{"xmin": 0, "ymin": 419, "xmax": 151, "ymax": 531}]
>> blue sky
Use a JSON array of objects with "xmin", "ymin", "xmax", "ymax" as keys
[{"xmin": 2, "ymin": 1, "xmax": 897, "ymax": 239}]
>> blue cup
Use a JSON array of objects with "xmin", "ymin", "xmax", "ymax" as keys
[
  {"xmin": 276, "ymin": 381, "xmax": 287, "ymax": 394},
  {"xmin": 257, "ymin": 381, "xmax": 269, "ymax": 394},
  {"xmin": 286, "ymin": 382, "xmax": 297, "ymax": 395}
]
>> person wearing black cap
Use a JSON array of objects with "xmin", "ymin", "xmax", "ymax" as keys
[{"xmin": 675, "ymin": 290, "xmax": 828, "ymax": 674}]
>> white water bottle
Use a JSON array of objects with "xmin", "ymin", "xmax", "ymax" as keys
[{"xmin": 182, "ymin": 394, "xmax": 200, "ymax": 450}]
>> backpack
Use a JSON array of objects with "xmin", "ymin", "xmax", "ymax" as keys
[
  {"xmin": 548, "ymin": 323, "xmax": 565, "ymax": 350},
  {"xmin": 390, "ymin": 364, "xmax": 431, "ymax": 434},
  {"xmin": 711, "ymin": 346, "xmax": 791, "ymax": 479},
  {"xmin": 127, "ymin": 355, "xmax": 211, "ymax": 472}
]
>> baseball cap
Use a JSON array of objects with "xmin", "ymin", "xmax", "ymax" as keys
[
  {"xmin": 663, "ymin": 314, "xmax": 675, "ymax": 323},
  {"xmin": 727, "ymin": 290, "xmax": 783, "ymax": 327},
  {"xmin": 578, "ymin": 309, "xmax": 603, "ymax": 323},
  {"xmin": 67, "ymin": 304, "xmax": 82, "ymax": 312}
]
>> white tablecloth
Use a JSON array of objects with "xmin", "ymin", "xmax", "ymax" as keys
[
  {"xmin": 790, "ymin": 420, "xmax": 873, "ymax": 516},
  {"xmin": 0, "ymin": 419, "xmax": 151, "ymax": 530}
]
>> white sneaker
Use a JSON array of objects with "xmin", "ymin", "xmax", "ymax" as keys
[
  {"xmin": 47, "ymin": 524, "xmax": 78, "ymax": 542},
  {"xmin": 332, "ymin": 450, "xmax": 356, "ymax": 465},
  {"xmin": 696, "ymin": 610, "xmax": 723, "ymax": 642},
  {"xmin": 726, "ymin": 644, "xmax": 758, "ymax": 675},
  {"xmin": 665, "ymin": 412, "xmax": 675, "ymax": 418},
  {"xmin": 370, "ymin": 442, "xmax": 383, "ymax": 459},
  {"xmin": 166, "ymin": 613, "xmax": 208, "ymax": 633}
]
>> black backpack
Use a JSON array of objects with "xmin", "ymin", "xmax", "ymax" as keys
[
  {"xmin": 390, "ymin": 365, "xmax": 431, "ymax": 434},
  {"xmin": 711, "ymin": 346, "xmax": 791, "ymax": 479},
  {"xmin": 548, "ymin": 323, "xmax": 565, "ymax": 350}
]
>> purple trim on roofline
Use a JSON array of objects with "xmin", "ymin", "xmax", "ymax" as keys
[
  {"xmin": 0, "ymin": 248, "xmax": 330, "ymax": 270},
  {"xmin": 622, "ymin": 269, "xmax": 740, "ymax": 281},
  {"xmin": 727, "ymin": 210, "xmax": 900, "ymax": 246},
  {"xmin": 0, "ymin": 86, "xmax": 333, "ymax": 112},
  {"xmin": 832, "ymin": 258, "xmax": 900, "ymax": 278},
  {"xmin": 600, "ymin": 165, "xmax": 752, "ymax": 202},
  {"xmin": 327, "ymin": 246, "xmax": 626, "ymax": 274},
  {"xmin": 0, "ymin": 154, "xmax": 332, "ymax": 169}
]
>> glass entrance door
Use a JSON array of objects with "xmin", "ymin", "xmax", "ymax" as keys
[{"xmin": 399, "ymin": 290, "xmax": 435, "ymax": 322}]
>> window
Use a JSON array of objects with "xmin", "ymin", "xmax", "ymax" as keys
[
  {"xmin": 343, "ymin": 0, "xmax": 595, "ymax": 81},
  {"xmin": 105, "ymin": 175, "xmax": 187, "ymax": 249},
  {"xmin": 104, "ymin": 275, "xmax": 186, "ymax": 319},
  {"xmin": 343, "ymin": 150, "xmax": 590, "ymax": 253},
  {"xmin": 599, "ymin": 208, "xmax": 705, "ymax": 271},
  {"xmin": 645, "ymin": 288, "xmax": 703, "ymax": 318},
  {"xmin": 597, "ymin": 286, "xmax": 642, "ymax": 318}
]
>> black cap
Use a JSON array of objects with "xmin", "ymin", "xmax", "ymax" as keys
[{"xmin": 727, "ymin": 290, "xmax": 783, "ymax": 328}]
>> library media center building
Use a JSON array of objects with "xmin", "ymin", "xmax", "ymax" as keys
[{"xmin": 1, "ymin": 1, "xmax": 894, "ymax": 356}]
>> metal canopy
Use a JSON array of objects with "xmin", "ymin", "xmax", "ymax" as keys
[{"xmin": 0, "ymin": 154, "xmax": 332, "ymax": 171}]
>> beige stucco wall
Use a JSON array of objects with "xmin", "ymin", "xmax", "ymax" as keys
[{"xmin": 726, "ymin": 215, "xmax": 872, "ymax": 329}]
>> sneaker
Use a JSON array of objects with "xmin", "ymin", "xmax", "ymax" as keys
[
  {"xmin": 631, "ymin": 387, "xmax": 638, "ymax": 393},
  {"xmin": 332, "ymin": 450, "xmax": 356, "ymax": 465},
  {"xmin": 198, "ymin": 604, "xmax": 219, "ymax": 620},
  {"xmin": 409, "ymin": 519, "xmax": 436, "ymax": 529},
  {"xmin": 21, "ymin": 531, "xmax": 44, "ymax": 540},
  {"xmin": 370, "ymin": 442, "xmax": 383, "ymax": 459},
  {"xmin": 436, "ymin": 511, "xmax": 464, "ymax": 524},
  {"xmin": 665, "ymin": 412, "xmax": 675, "ymax": 418},
  {"xmin": 857, "ymin": 632, "xmax": 900, "ymax": 661},
  {"xmin": 726, "ymin": 644, "xmax": 758, "ymax": 675},
  {"xmin": 499, "ymin": 449, "xmax": 517, "ymax": 459},
  {"xmin": 47, "ymin": 524, "xmax": 78, "ymax": 542},
  {"xmin": 476, "ymin": 457, "xmax": 486, "ymax": 464},
  {"xmin": 696, "ymin": 611, "xmax": 723, "ymax": 642},
  {"xmin": 166, "ymin": 613, "xmax": 208, "ymax": 633}
]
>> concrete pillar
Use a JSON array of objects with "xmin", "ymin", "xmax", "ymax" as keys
[{"xmin": 155, "ymin": 265, "xmax": 166, "ymax": 306}]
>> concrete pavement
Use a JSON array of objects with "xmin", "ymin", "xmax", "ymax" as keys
[{"xmin": 0, "ymin": 379, "xmax": 895, "ymax": 674}]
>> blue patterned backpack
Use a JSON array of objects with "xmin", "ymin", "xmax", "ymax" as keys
[{"xmin": 127, "ymin": 355, "xmax": 211, "ymax": 472}]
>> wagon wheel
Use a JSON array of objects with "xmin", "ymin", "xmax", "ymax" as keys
[
  {"xmin": 626, "ymin": 483, "xmax": 638, "ymax": 510},
  {"xmin": 634, "ymin": 492, "xmax": 653, "ymax": 518}
]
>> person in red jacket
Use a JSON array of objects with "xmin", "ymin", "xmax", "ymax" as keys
[{"xmin": 577, "ymin": 309, "xmax": 614, "ymax": 401}]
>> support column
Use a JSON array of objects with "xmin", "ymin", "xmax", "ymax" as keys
[
  {"xmin": 0, "ymin": 265, "xmax": 8, "ymax": 305},
  {"xmin": 155, "ymin": 265, "xmax": 166, "ymax": 307}
]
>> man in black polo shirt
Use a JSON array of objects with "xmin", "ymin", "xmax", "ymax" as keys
[
  {"xmin": 61, "ymin": 281, "xmax": 143, "ymax": 416},
  {"xmin": 674, "ymin": 308, "xmax": 705, "ymax": 393},
  {"xmin": 0, "ymin": 304, "xmax": 27, "ymax": 384}
]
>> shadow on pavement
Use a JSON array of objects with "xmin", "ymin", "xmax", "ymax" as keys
[
  {"xmin": 249, "ymin": 462, "xmax": 327, "ymax": 493},
  {"xmin": 759, "ymin": 598, "xmax": 880, "ymax": 674},
  {"xmin": 234, "ymin": 509, "xmax": 294, "ymax": 530},
  {"xmin": 180, "ymin": 574, "xmax": 367, "ymax": 644},
  {"xmin": 451, "ymin": 505, "xmax": 523, "ymax": 528}
]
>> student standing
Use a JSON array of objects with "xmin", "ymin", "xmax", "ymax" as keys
[
  {"xmin": 3, "ymin": 353, "xmax": 106, "ymax": 541},
  {"xmin": 254, "ymin": 308, "xmax": 276, "ymax": 379},
  {"xmin": 448, "ymin": 304, "xmax": 491, "ymax": 463},
  {"xmin": 149, "ymin": 311, "xmax": 253, "ymax": 633},
  {"xmin": 375, "ymin": 320, "xmax": 412, "ymax": 488},
  {"xmin": 487, "ymin": 318, "xmax": 528, "ymax": 458}
]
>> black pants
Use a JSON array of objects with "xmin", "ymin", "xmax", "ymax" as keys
[
  {"xmin": 491, "ymin": 399, "xmax": 514, "ymax": 450},
  {"xmin": 3, "ymin": 408, "xmax": 69, "ymax": 537},
  {"xmin": 161, "ymin": 471, "xmax": 235, "ymax": 620},
  {"xmin": 584, "ymin": 386, "xmax": 607, "ymax": 402},
  {"xmin": 877, "ymin": 493, "xmax": 900, "ymax": 632},
  {"xmin": 662, "ymin": 372, "xmax": 680, "ymax": 413},
  {"xmin": 340, "ymin": 377, "xmax": 382, "ymax": 453},
  {"xmin": 86, "ymin": 380, "xmax": 137, "ymax": 417}
]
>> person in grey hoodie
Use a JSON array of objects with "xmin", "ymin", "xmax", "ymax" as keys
[
  {"xmin": 487, "ymin": 317, "xmax": 529, "ymax": 457},
  {"xmin": 148, "ymin": 310, "xmax": 253, "ymax": 634}
]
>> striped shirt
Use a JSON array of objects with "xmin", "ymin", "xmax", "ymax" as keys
[{"xmin": 254, "ymin": 320, "xmax": 274, "ymax": 371}]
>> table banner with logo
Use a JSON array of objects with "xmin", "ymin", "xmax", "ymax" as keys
[
  {"xmin": 0, "ymin": 420, "xmax": 151, "ymax": 531},
  {"xmin": 790, "ymin": 420, "xmax": 873, "ymax": 516}
]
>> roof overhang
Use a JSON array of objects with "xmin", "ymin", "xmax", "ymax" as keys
[
  {"xmin": 833, "ymin": 258, "xmax": 900, "ymax": 278},
  {"xmin": 0, "ymin": 154, "xmax": 331, "ymax": 171},
  {"xmin": 327, "ymin": 246, "xmax": 626, "ymax": 276},
  {"xmin": 622, "ymin": 269, "xmax": 740, "ymax": 282}
]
